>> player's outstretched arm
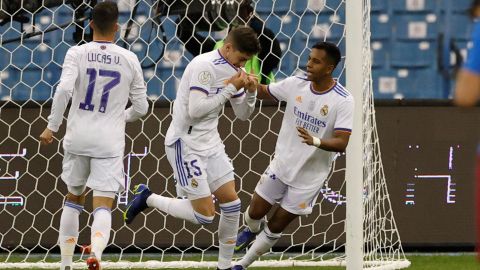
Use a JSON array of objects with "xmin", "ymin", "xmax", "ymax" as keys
[
  {"xmin": 125, "ymin": 59, "xmax": 149, "ymax": 122},
  {"xmin": 255, "ymin": 84, "xmax": 276, "ymax": 100},
  {"xmin": 40, "ymin": 47, "xmax": 78, "ymax": 145},
  {"xmin": 297, "ymin": 127, "xmax": 350, "ymax": 152}
]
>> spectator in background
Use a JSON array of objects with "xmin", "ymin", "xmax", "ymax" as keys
[
  {"xmin": 453, "ymin": 0, "xmax": 480, "ymax": 260},
  {"xmin": 176, "ymin": 0, "xmax": 282, "ymax": 84},
  {"xmin": 455, "ymin": 0, "xmax": 480, "ymax": 106}
]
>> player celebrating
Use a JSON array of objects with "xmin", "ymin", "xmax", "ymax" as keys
[
  {"xmin": 124, "ymin": 26, "xmax": 261, "ymax": 270},
  {"xmin": 232, "ymin": 42, "xmax": 353, "ymax": 270},
  {"xmin": 39, "ymin": 2, "xmax": 148, "ymax": 270}
]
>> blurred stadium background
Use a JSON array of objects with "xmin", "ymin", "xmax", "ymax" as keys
[{"xmin": 0, "ymin": 0, "xmax": 474, "ymax": 100}]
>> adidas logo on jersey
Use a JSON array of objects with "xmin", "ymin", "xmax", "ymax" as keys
[{"xmin": 296, "ymin": 96, "xmax": 302, "ymax": 103}]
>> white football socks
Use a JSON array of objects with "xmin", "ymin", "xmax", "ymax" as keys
[
  {"xmin": 59, "ymin": 202, "xmax": 83, "ymax": 270},
  {"xmin": 238, "ymin": 226, "xmax": 281, "ymax": 268},
  {"xmin": 217, "ymin": 199, "xmax": 241, "ymax": 269},
  {"xmin": 90, "ymin": 207, "xmax": 112, "ymax": 260}
]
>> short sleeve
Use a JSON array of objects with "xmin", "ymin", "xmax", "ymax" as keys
[
  {"xmin": 267, "ymin": 76, "xmax": 296, "ymax": 102},
  {"xmin": 464, "ymin": 21, "xmax": 480, "ymax": 74},
  {"xmin": 334, "ymin": 96, "xmax": 354, "ymax": 133},
  {"xmin": 189, "ymin": 61, "xmax": 216, "ymax": 95}
]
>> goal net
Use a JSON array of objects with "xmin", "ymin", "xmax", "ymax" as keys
[{"xmin": 0, "ymin": 0, "xmax": 409, "ymax": 268}]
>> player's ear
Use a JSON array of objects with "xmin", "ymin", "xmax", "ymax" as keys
[
  {"xmin": 224, "ymin": 43, "xmax": 232, "ymax": 53},
  {"xmin": 326, "ymin": 64, "xmax": 335, "ymax": 75}
]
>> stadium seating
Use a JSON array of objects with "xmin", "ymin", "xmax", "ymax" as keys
[
  {"xmin": 371, "ymin": 14, "xmax": 391, "ymax": 40},
  {"xmin": 442, "ymin": 0, "xmax": 471, "ymax": 13},
  {"xmin": 392, "ymin": 0, "xmax": 437, "ymax": 13},
  {"xmin": 450, "ymin": 14, "xmax": 473, "ymax": 41},
  {"xmin": 371, "ymin": 41, "xmax": 388, "ymax": 69},
  {"xmin": 395, "ymin": 14, "xmax": 439, "ymax": 40},
  {"xmin": 0, "ymin": 0, "xmax": 474, "ymax": 100},
  {"xmin": 391, "ymin": 41, "xmax": 436, "ymax": 68}
]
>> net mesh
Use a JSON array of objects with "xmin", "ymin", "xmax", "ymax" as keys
[{"xmin": 0, "ymin": 0, "xmax": 408, "ymax": 268}]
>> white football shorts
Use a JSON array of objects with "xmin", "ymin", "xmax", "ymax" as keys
[
  {"xmin": 254, "ymin": 167, "xmax": 322, "ymax": 215},
  {"xmin": 61, "ymin": 151, "xmax": 125, "ymax": 193},
  {"xmin": 165, "ymin": 139, "xmax": 235, "ymax": 200}
]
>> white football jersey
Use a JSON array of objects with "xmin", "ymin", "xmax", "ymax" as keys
[
  {"xmin": 48, "ymin": 41, "xmax": 147, "ymax": 157},
  {"xmin": 165, "ymin": 50, "xmax": 245, "ymax": 151},
  {"xmin": 267, "ymin": 76, "xmax": 354, "ymax": 190}
]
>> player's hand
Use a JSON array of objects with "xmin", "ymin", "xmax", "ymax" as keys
[
  {"xmin": 225, "ymin": 70, "xmax": 247, "ymax": 90},
  {"xmin": 297, "ymin": 126, "xmax": 314, "ymax": 146},
  {"xmin": 39, "ymin": 128, "xmax": 54, "ymax": 145},
  {"xmin": 245, "ymin": 70, "xmax": 258, "ymax": 93}
]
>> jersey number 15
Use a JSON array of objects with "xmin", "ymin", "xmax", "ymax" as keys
[{"xmin": 79, "ymin": 68, "xmax": 121, "ymax": 113}]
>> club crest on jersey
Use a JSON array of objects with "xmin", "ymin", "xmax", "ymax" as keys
[
  {"xmin": 198, "ymin": 71, "xmax": 212, "ymax": 85},
  {"xmin": 191, "ymin": 178, "xmax": 198, "ymax": 188},
  {"xmin": 320, "ymin": 105, "xmax": 329, "ymax": 116},
  {"xmin": 100, "ymin": 45, "xmax": 106, "ymax": 50}
]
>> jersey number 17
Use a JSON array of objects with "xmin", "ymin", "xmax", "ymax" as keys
[{"xmin": 79, "ymin": 68, "xmax": 121, "ymax": 113}]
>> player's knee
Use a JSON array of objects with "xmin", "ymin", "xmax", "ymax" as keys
[
  {"xmin": 67, "ymin": 185, "xmax": 86, "ymax": 197},
  {"xmin": 193, "ymin": 211, "xmax": 215, "ymax": 225},
  {"xmin": 66, "ymin": 186, "xmax": 86, "ymax": 205},
  {"xmin": 248, "ymin": 204, "xmax": 266, "ymax": 220},
  {"xmin": 192, "ymin": 197, "xmax": 216, "ymax": 217},
  {"xmin": 266, "ymin": 222, "xmax": 285, "ymax": 235}
]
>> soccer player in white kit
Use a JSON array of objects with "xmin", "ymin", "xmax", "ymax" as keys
[
  {"xmin": 39, "ymin": 2, "xmax": 148, "ymax": 270},
  {"xmin": 124, "ymin": 26, "xmax": 261, "ymax": 270},
  {"xmin": 232, "ymin": 42, "xmax": 354, "ymax": 270}
]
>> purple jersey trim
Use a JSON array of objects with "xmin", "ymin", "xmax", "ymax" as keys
[
  {"xmin": 217, "ymin": 50, "xmax": 238, "ymax": 72},
  {"xmin": 266, "ymin": 85, "xmax": 279, "ymax": 102},
  {"xmin": 310, "ymin": 82, "xmax": 337, "ymax": 95},
  {"xmin": 334, "ymin": 128, "xmax": 352, "ymax": 133},
  {"xmin": 232, "ymin": 90, "xmax": 246, "ymax": 98},
  {"xmin": 190, "ymin": 86, "xmax": 209, "ymax": 95}
]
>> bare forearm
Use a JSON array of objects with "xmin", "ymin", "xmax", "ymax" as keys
[
  {"xmin": 256, "ymin": 84, "xmax": 274, "ymax": 100},
  {"xmin": 318, "ymin": 137, "xmax": 348, "ymax": 152}
]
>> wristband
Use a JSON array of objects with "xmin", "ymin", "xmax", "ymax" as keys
[{"xmin": 312, "ymin": 136, "xmax": 321, "ymax": 147}]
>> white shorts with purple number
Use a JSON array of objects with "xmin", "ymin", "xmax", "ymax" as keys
[
  {"xmin": 165, "ymin": 139, "xmax": 235, "ymax": 200},
  {"xmin": 254, "ymin": 167, "xmax": 323, "ymax": 215}
]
